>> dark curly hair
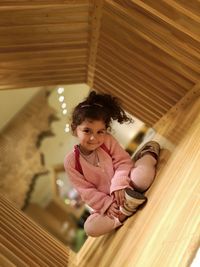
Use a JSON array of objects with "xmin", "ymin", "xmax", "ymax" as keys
[{"xmin": 71, "ymin": 90, "xmax": 133, "ymax": 132}]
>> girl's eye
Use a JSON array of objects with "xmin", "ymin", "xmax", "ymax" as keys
[
  {"xmin": 83, "ymin": 129, "xmax": 90, "ymax": 134},
  {"xmin": 98, "ymin": 130, "xmax": 106, "ymax": 134}
]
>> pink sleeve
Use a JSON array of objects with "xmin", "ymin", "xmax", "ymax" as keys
[
  {"xmin": 104, "ymin": 134, "xmax": 134, "ymax": 194},
  {"xmin": 64, "ymin": 154, "xmax": 114, "ymax": 214}
]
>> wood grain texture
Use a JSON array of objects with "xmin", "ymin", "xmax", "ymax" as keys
[
  {"xmin": 87, "ymin": 0, "xmax": 104, "ymax": 87},
  {"xmin": 93, "ymin": 0, "xmax": 199, "ymax": 125},
  {"xmin": 0, "ymin": 0, "xmax": 91, "ymax": 89},
  {"xmin": 0, "ymin": 195, "xmax": 69, "ymax": 267},
  {"xmin": 0, "ymin": 0, "xmax": 199, "ymax": 126}
]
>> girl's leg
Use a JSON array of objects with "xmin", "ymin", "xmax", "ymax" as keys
[
  {"xmin": 131, "ymin": 154, "xmax": 157, "ymax": 192},
  {"xmin": 84, "ymin": 213, "xmax": 122, "ymax": 237}
]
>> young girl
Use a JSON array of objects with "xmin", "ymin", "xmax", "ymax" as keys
[{"xmin": 64, "ymin": 91, "xmax": 160, "ymax": 237}]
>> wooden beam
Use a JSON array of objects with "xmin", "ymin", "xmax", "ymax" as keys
[{"xmin": 87, "ymin": 0, "xmax": 104, "ymax": 88}]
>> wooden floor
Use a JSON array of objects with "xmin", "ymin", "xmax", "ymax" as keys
[{"xmin": 70, "ymin": 85, "xmax": 200, "ymax": 267}]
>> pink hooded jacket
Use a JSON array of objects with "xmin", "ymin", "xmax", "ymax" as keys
[{"xmin": 64, "ymin": 133, "xmax": 134, "ymax": 214}]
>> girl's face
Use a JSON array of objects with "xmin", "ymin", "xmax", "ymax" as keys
[{"xmin": 74, "ymin": 119, "xmax": 106, "ymax": 154}]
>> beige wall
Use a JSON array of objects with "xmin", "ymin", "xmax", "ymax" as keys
[
  {"xmin": 0, "ymin": 87, "xmax": 41, "ymax": 132},
  {"xmin": 0, "ymin": 89, "xmax": 55, "ymax": 209}
]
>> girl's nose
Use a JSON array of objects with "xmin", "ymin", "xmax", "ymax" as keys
[{"xmin": 90, "ymin": 135, "xmax": 95, "ymax": 140}]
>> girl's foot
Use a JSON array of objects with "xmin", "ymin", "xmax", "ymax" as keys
[
  {"xmin": 133, "ymin": 141, "xmax": 160, "ymax": 161},
  {"xmin": 120, "ymin": 188, "xmax": 147, "ymax": 216}
]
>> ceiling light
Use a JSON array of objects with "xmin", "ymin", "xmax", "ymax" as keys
[
  {"xmin": 56, "ymin": 179, "xmax": 64, "ymax": 187},
  {"xmin": 61, "ymin": 103, "xmax": 67, "ymax": 109},
  {"xmin": 59, "ymin": 95, "xmax": 64, "ymax": 102},
  {"xmin": 64, "ymin": 124, "xmax": 70, "ymax": 133},
  {"xmin": 57, "ymin": 87, "xmax": 64, "ymax": 94}
]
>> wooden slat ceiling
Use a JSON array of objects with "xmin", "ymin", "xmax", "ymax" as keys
[
  {"xmin": 90, "ymin": 0, "xmax": 200, "ymax": 125},
  {"xmin": 0, "ymin": 0, "xmax": 200, "ymax": 126},
  {"xmin": 0, "ymin": 0, "xmax": 91, "ymax": 89}
]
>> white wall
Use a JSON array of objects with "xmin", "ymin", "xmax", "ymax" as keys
[{"xmin": 111, "ymin": 113, "xmax": 144, "ymax": 148}]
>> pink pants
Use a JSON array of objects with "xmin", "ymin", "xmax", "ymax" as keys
[{"xmin": 84, "ymin": 155, "xmax": 157, "ymax": 237}]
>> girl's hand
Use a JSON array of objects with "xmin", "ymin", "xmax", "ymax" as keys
[
  {"xmin": 106, "ymin": 202, "xmax": 120, "ymax": 219},
  {"xmin": 113, "ymin": 189, "xmax": 125, "ymax": 206}
]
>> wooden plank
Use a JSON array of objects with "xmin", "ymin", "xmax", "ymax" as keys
[
  {"xmin": 96, "ymin": 56, "xmax": 178, "ymax": 105},
  {"xmin": 0, "ymin": 243, "xmax": 25, "ymax": 267},
  {"xmin": 0, "ymin": 29, "xmax": 88, "ymax": 46},
  {"xmin": 103, "ymin": 2, "xmax": 200, "ymax": 73},
  {"xmin": 0, "ymin": 56, "xmax": 87, "ymax": 68},
  {"xmin": 100, "ymin": 12, "xmax": 200, "ymax": 83},
  {"xmin": 0, "ymin": 7, "xmax": 89, "ymax": 26},
  {"xmin": 165, "ymin": 0, "xmax": 200, "ymax": 17},
  {"xmin": 98, "ymin": 32, "xmax": 193, "ymax": 92},
  {"xmin": 95, "ymin": 64, "xmax": 171, "ymax": 114},
  {"xmin": 0, "ymin": 69, "xmax": 86, "ymax": 80},
  {"xmin": 96, "ymin": 46, "xmax": 186, "ymax": 100},
  {"xmin": 0, "ymin": 42, "xmax": 88, "ymax": 53},
  {"xmin": 0, "ymin": 64, "xmax": 86, "ymax": 73},
  {"xmin": 0, "ymin": 70, "xmax": 86, "ymax": 80},
  {"xmin": 0, "ymin": 23, "xmax": 89, "ymax": 35},
  {"xmin": 0, "ymin": 196, "xmax": 69, "ymax": 262},
  {"xmin": 0, "ymin": 216, "xmax": 66, "ymax": 266},
  {"xmin": 130, "ymin": 0, "xmax": 200, "ymax": 39},
  {"xmin": 138, "ymin": 0, "xmax": 200, "ymax": 24},
  {"xmin": 0, "ymin": 77, "xmax": 86, "ymax": 90},
  {"xmin": 0, "ymin": 1, "xmax": 89, "ymax": 9},
  {"xmin": 87, "ymin": 0, "xmax": 104, "ymax": 87},
  {"xmin": 0, "ymin": 232, "xmax": 43, "ymax": 267},
  {"xmin": 99, "ymin": 33, "xmax": 193, "ymax": 90}
]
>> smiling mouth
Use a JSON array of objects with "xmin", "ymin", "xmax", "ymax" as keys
[{"xmin": 88, "ymin": 143, "xmax": 98, "ymax": 145}]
